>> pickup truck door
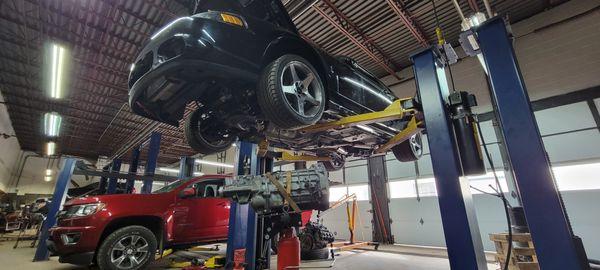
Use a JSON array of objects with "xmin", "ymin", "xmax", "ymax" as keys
[{"xmin": 172, "ymin": 179, "xmax": 231, "ymax": 243}]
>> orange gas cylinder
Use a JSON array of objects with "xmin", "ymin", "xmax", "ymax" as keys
[{"xmin": 277, "ymin": 227, "xmax": 300, "ymax": 270}]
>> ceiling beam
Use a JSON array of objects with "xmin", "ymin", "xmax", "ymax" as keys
[
  {"xmin": 385, "ymin": 0, "xmax": 429, "ymax": 48},
  {"xmin": 312, "ymin": 0, "xmax": 401, "ymax": 80}
]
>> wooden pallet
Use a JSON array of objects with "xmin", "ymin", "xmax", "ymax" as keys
[{"xmin": 490, "ymin": 233, "xmax": 539, "ymax": 270}]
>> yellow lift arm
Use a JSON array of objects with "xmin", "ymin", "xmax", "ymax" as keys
[{"xmin": 262, "ymin": 97, "xmax": 423, "ymax": 162}]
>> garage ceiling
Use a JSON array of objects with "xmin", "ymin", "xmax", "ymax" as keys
[{"xmin": 0, "ymin": 0, "xmax": 560, "ymax": 165}]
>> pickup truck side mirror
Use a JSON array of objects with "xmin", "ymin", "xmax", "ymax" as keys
[{"xmin": 180, "ymin": 187, "xmax": 196, "ymax": 198}]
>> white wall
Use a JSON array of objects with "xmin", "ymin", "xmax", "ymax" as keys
[{"xmin": 0, "ymin": 92, "xmax": 22, "ymax": 192}]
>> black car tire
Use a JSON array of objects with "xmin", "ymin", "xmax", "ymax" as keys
[
  {"xmin": 97, "ymin": 225, "xmax": 157, "ymax": 270},
  {"xmin": 391, "ymin": 132, "xmax": 424, "ymax": 162},
  {"xmin": 184, "ymin": 109, "xmax": 237, "ymax": 155},
  {"xmin": 319, "ymin": 152, "xmax": 345, "ymax": 172},
  {"xmin": 301, "ymin": 248, "xmax": 330, "ymax": 260},
  {"xmin": 258, "ymin": 54, "xmax": 326, "ymax": 129}
]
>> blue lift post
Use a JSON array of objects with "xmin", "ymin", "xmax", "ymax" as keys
[
  {"xmin": 475, "ymin": 17, "xmax": 588, "ymax": 269},
  {"xmin": 33, "ymin": 158, "xmax": 77, "ymax": 261},
  {"xmin": 179, "ymin": 156, "xmax": 195, "ymax": 179},
  {"xmin": 97, "ymin": 165, "xmax": 109, "ymax": 194},
  {"xmin": 126, "ymin": 146, "xmax": 141, "ymax": 193},
  {"xmin": 106, "ymin": 159, "xmax": 122, "ymax": 194},
  {"xmin": 226, "ymin": 141, "xmax": 273, "ymax": 270},
  {"xmin": 141, "ymin": 132, "xmax": 161, "ymax": 194},
  {"xmin": 412, "ymin": 48, "xmax": 487, "ymax": 269}
]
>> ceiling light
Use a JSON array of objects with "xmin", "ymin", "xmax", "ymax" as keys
[
  {"xmin": 44, "ymin": 175, "xmax": 53, "ymax": 182},
  {"xmin": 195, "ymin": 159, "xmax": 234, "ymax": 168},
  {"xmin": 45, "ymin": 169, "xmax": 52, "ymax": 176},
  {"xmin": 158, "ymin": 167, "xmax": 179, "ymax": 174},
  {"xmin": 46, "ymin": 142, "xmax": 56, "ymax": 156},
  {"xmin": 44, "ymin": 112, "xmax": 62, "ymax": 137},
  {"xmin": 158, "ymin": 167, "xmax": 204, "ymax": 176},
  {"xmin": 48, "ymin": 43, "xmax": 67, "ymax": 99}
]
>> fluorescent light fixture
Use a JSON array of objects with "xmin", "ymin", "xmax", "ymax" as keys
[
  {"xmin": 159, "ymin": 167, "xmax": 204, "ymax": 176},
  {"xmin": 150, "ymin": 17, "xmax": 193, "ymax": 40},
  {"xmin": 49, "ymin": 43, "xmax": 67, "ymax": 99},
  {"xmin": 231, "ymin": 142, "xmax": 237, "ymax": 147},
  {"xmin": 46, "ymin": 142, "xmax": 56, "ymax": 156},
  {"xmin": 159, "ymin": 167, "xmax": 179, "ymax": 174},
  {"xmin": 468, "ymin": 12, "xmax": 486, "ymax": 27},
  {"xmin": 45, "ymin": 169, "xmax": 52, "ymax": 176},
  {"xmin": 44, "ymin": 112, "xmax": 62, "ymax": 137},
  {"xmin": 44, "ymin": 175, "xmax": 53, "ymax": 182},
  {"xmin": 195, "ymin": 159, "xmax": 234, "ymax": 168}
]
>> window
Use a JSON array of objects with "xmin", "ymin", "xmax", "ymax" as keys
[
  {"xmin": 467, "ymin": 171, "xmax": 508, "ymax": 194},
  {"xmin": 416, "ymin": 178, "xmax": 438, "ymax": 197},
  {"xmin": 188, "ymin": 179, "xmax": 224, "ymax": 198},
  {"xmin": 553, "ymin": 163, "xmax": 600, "ymax": 191},
  {"xmin": 389, "ymin": 180, "xmax": 416, "ymax": 198},
  {"xmin": 328, "ymin": 185, "xmax": 370, "ymax": 202},
  {"xmin": 329, "ymin": 186, "xmax": 348, "ymax": 202},
  {"xmin": 348, "ymin": 185, "xmax": 369, "ymax": 201}
]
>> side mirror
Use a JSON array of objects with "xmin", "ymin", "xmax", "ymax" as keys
[{"xmin": 180, "ymin": 187, "xmax": 196, "ymax": 198}]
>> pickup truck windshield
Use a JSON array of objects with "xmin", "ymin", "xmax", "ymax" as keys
[{"xmin": 152, "ymin": 180, "xmax": 184, "ymax": 194}]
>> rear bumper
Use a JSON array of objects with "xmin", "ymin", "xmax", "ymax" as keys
[{"xmin": 128, "ymin": 17, "xmax": 259, "ymax": 125}]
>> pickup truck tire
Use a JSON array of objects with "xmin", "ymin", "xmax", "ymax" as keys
[
  {"xmin": 391, "ymin": 132, "xmax": 423, "ymax": 162},
  {"xmin": 184, "ymin": 109, "xmax": 237, "ymax": 155},
  {"xmin": 258, "ymin": 54, "xmax": 325, "ymax": 129},
  {"xmin": 97, "ymin": 225, "xmax": 157, "ymax": 270}
]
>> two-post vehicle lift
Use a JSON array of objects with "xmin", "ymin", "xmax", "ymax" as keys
[{"xmin": 226, "ymin": 16, "xmax": 590, "ymax": 270}]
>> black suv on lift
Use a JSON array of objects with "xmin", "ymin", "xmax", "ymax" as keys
[{"xmin": 128, "ymin": 0, "xmax": 422, "ymax": 170}]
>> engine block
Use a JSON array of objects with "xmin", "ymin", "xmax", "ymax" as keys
[{"xmin": 220, "ymin": 164, "xmax": 330, "ymax": 214}]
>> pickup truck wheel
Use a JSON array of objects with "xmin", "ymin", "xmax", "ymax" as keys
[
  {"xmin": 391, "ymin": 132, "xmax": 423, "ymax": 162},
  {"xmin": 97, "ymin": 225, "xmax": 157, "ymax": 270},
  {"xmin": 184, "ymin": 109, "xmax": 237, "ymax": 155},
  {"xmin": 258, "ymin": 54, "xmax": 325, "ymax": 129}
]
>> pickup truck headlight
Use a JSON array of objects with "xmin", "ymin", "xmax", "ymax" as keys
[{"xmin": 61, "ymin": 203, "xmax": 105, "ymax": 218}]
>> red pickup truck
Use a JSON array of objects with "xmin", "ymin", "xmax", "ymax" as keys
[{"xmin": 47, "ymin": 175, "xmax": 232, "ymax": 270}]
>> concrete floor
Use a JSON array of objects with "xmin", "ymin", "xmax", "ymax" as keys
[{"xmin": 0, "ymin": 241, "xmax": 499, "ymax": 269}]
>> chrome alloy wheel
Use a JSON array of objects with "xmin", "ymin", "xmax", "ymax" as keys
[
  {"xmin": 109, "ymin": 235, "xmax": 150, "ymax": 269},
  {"xmin": 409, "ymin": 133, "xmax": 423, "ymax": 157},
  {"xmin": 280, "ymin": 61, "xmax": 324, "ymax": 118}
]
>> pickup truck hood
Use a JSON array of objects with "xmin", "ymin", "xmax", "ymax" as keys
[{"xmin": 65, "ymin": 193, "xmax": 170, "ymax": 206}]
